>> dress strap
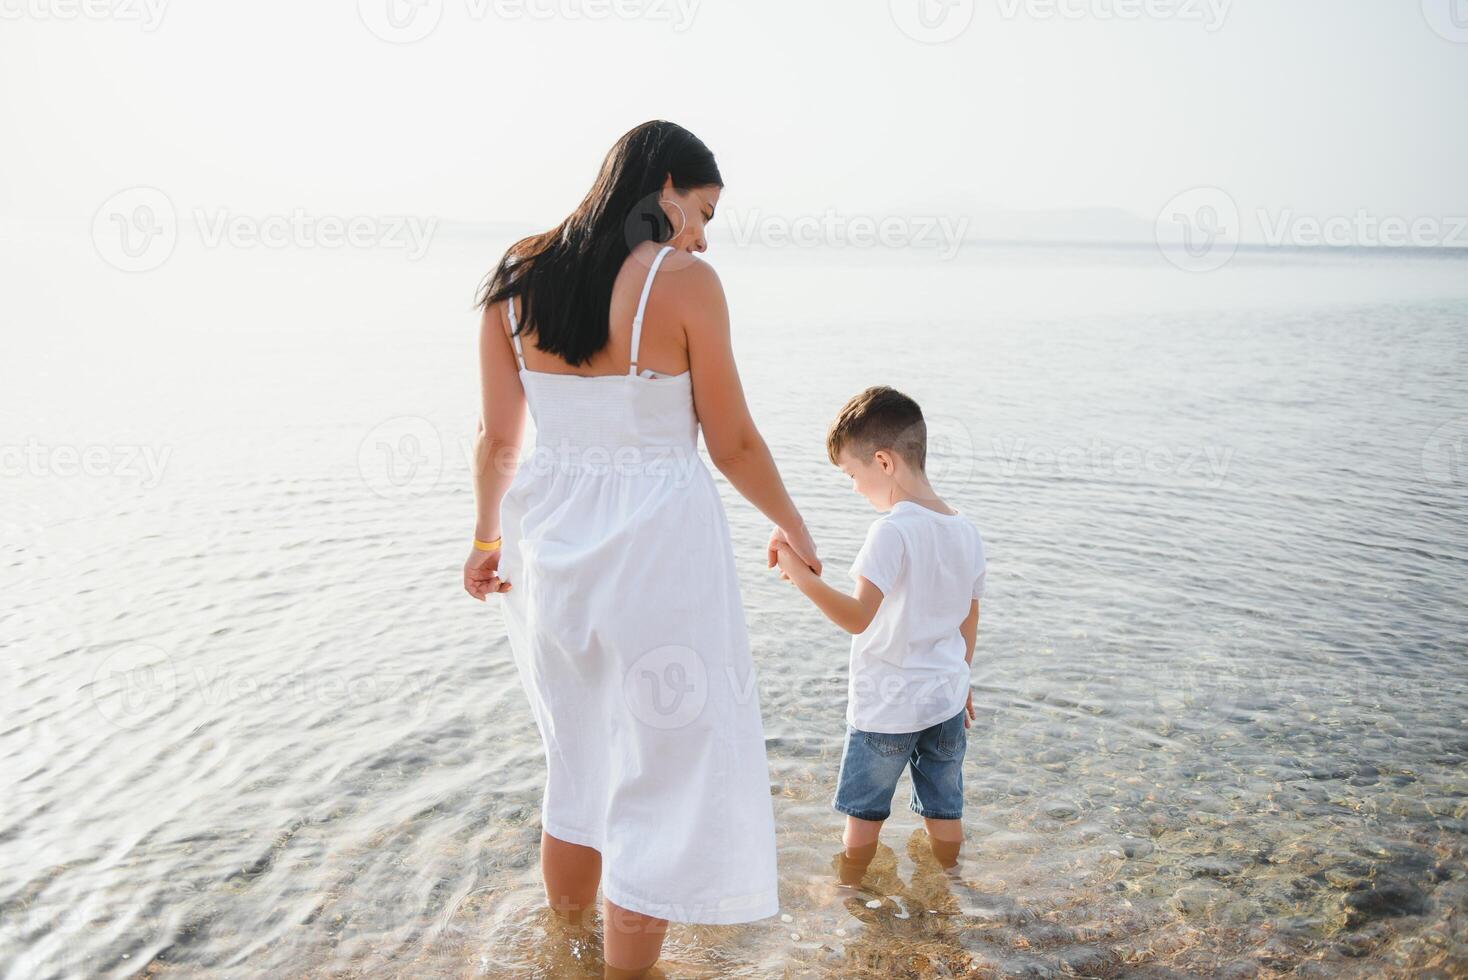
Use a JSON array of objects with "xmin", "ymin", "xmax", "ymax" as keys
[
  {"xmin": 505, "ymin": 295, "xmax": 526, "ymax": 370},
  {"xmin": 628, "ymin": 245, "xmax": 676, "ymax": 376}
]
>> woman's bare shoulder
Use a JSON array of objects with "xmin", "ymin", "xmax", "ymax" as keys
[{"xmin": 647, "ymin": 249, "xmax": 724, "ymax": 308}]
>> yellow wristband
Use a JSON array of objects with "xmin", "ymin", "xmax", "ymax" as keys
[{"xmin": 473, "ymin": 536, "xmax": 502, "ymax": 552}]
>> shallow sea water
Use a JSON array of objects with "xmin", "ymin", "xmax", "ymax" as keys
[{"xmin": 2, "ymin": 227, "xmax": 1466, "ymax": 978}]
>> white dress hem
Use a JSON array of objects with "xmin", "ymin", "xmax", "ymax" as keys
[{"xmin": 541, "ymin": 817, "xmax": 780, "ymax": 924}]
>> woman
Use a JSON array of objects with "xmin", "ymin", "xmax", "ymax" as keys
[{"xmin": 463, "ymin": 120, "xmax": 821, "ymax": 979}]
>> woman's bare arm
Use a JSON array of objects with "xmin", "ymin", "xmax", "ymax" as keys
[
  {"xmin": 464, "ymin": 299, "xmax": 527, "ymax": 599},
  {"xmin": 473, "ymin": 299, "xmax": 528, "ymax": 538},
  {"xmin": 677, "ymin": 259, "xmax": 819, "ymax": 571}
]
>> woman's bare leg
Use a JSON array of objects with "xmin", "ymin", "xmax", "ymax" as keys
[
  {"xmin": 601, "ymin": 898, "xmax": 669, "ymax": 978},
  {"xmin": 541, "ymin": 831, "xmax": 601, "ymax": 925}
]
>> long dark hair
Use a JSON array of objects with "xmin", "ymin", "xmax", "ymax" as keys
[{"xmin": 475, "ymin": 120, "xmax": 723, "ymax": 367}]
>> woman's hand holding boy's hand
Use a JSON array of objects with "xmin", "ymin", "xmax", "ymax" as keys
[
  {"xmin": 774, "ymin": 541, "xmax": 815, "ymax": 585},
  {"xmin": 767, "ymin": 522, "xmax": 821, "ymax": 576}
]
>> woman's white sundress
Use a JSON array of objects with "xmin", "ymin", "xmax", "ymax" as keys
[{"xmin": 495, "ymin": 245, "xmax": 780, "ymax": 924}]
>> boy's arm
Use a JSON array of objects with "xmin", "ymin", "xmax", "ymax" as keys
[
  {"xmin": 959, "ymin": 598, "xmax": 980, "ymax": 725},
  {"xmin": 960, "ymin": 599, "xmax": 980, "ymax": 665},
  {"xmin": 776, "ymin": 544, "xmax": 884, "ymax": 634}
]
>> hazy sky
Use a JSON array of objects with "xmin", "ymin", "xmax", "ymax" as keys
[{"xmin": 3, "ymin": 0, "xmax": 1465, "ymax": 238}]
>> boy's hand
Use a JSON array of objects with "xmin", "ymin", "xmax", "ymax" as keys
[
  {"xmin": 768, "ymin": 522, "xmax": 821, "ymax": 575},
  {"xmin": 774, "ymin": 542, "xmax": 811, "ymax": 584},
  {"xmin": 964, "ymin": 690, "xmax": 976, "ymax": 728}
]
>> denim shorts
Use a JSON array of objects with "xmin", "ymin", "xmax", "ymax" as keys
[{"xmin": 832, "ymin": 708, "xmax": 966, "ymax": 822}]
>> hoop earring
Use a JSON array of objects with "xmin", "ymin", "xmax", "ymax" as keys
[{"xmin": 660, "ymin": 198, "xmax": 686, "ymax": 240}]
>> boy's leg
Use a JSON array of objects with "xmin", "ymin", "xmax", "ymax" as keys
[
  {"xmin": 908, "ymin": 709, "xmax": 967, "ymax": 869},
  {"xmin": 832, "ymin": 724, "xmax": 918, "ymax": 885},
  {"xmin": 541, "ymin": 831, "xmax": 602, "ymax": 925},
  {"xmin": 922, "ymin": 817, "xmax": 963, "ymax": 868},
  {"xmin": 843, "ymin": 815, "xmax": 884, "ymax": 848},
  {"xmin": 838, "ymin": 817, "xmax": 883, "ymax": 885}
]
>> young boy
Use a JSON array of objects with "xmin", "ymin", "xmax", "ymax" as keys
[{"xmin": 774, "ymin": 385, "xmax": 986, "ymax": 880}]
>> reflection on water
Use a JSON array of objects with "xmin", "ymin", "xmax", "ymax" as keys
[{"xmin": 1, "ymin": 232, "xmax": 1466, "ymax": 978}]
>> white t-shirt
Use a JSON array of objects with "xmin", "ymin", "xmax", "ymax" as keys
[{"xmin": 846, "ymin": 500, "xmax": 987, "ymax": 734}]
